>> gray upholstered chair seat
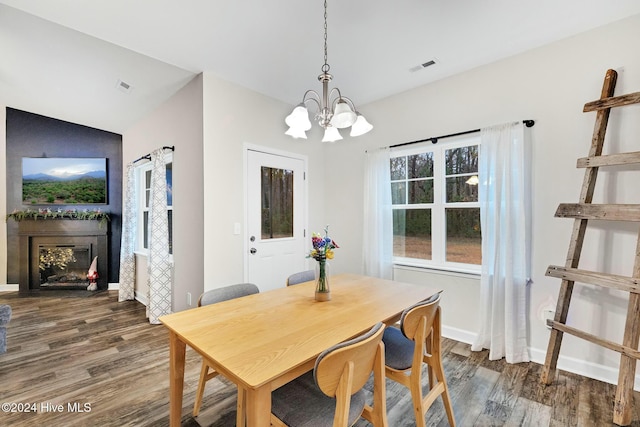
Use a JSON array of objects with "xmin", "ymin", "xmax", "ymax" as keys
[
  {"xmin": 0, "ymin": 304, "xmax": 12, "ymax": 355},
  {"xmin": 197, "ymin": 283, "xmax": 259, "ymax": 306},
  {"xmin": 193, "ymin": 283, "xmax": 259, "ymax": 423},
  {"xmin": 0, "ymin": 305, "xmax": 10, "ymax": 325},
  {"xmin": 272, "ymin": 371, "xmax": 366, "ymax": 427},
  {"xmin": 271, "ymin": 322, "xmax": 387, "ymax": 427},
  {"xmin": 382, "ymin": 326, "xmax": 415, "ymax": 370},
  {"xmin": 286, "ymin": 270, "xmax": 315, "ymax": 286}
]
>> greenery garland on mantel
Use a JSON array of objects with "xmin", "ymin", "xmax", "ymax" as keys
[{"xmin": 6, "ymin": 208, "xmax": 110, "ymax": 226}]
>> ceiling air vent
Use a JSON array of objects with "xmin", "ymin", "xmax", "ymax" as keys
[
  {"xmin": 115, "ymin": 79, "xmax": 133, "ymax": 94},
  {"xmin": 409, "ymin": 59, "xmax": 437, "ymax": 73}
]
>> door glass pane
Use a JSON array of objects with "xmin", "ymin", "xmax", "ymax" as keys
[
  {"xmin": 446, "ymin": 208, "xmax": 481, "ymax": 264},
  {"xmin": 393, "ymin": 208, "xmax": 432, "ymax": 260},
  {"xmin": 261, "ymin": 166, "xmax": 294, "ymax": 239}
]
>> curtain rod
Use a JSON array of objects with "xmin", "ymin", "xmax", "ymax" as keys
[
  {"xmin": 390, "ymin": 120, "xmax": 535, "ymax": 149},
  {"xmin": 133, "ymin": 146, "xmax": 175, "ymax": 163}
]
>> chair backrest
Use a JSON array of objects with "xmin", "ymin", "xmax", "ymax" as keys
[
  {"xmin": 400, "ymin": 292, "xmax": 441, "ymax": 341},
  {"xmin": 314, "ymin": 322, "xmax": 385, "ymax": 398},
  {"xmin": 286, "ymin": 270, "xmax": 315, "ymax": 286},
  {"xmin": 198, "ymin": 283, "xmax": 259, "ymax": 307}
]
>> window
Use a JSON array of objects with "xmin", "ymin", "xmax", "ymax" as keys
[
  {"xmin": 137, "ymin": 154, "xmax": 173, "ymax": 255},
  {"xmin": 390, "ymin": 136, "xmax": 480, "ymax": 270}
]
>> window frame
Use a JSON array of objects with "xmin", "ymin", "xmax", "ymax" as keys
[
  {"xmin": 135, "ymin": 152, "xmax": 173, "ymax": 260},
  {"xmin": 390, "ymin": 135, "xmax": 481, "ymax": 274}
]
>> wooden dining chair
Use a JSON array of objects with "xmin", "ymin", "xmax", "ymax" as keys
[
  {"xmin": 286, "ymin": 269, "xmax": 315, "ymax": 286},
  {"xmin": 382, "ymin": 293, "xmax": 456, "ymax": 427},
  {"xmin": 192, "ymin": 282, "xmax": 259, "ymax": 425},
  {"xmin": 271, "ymin": 322, "xmax": 388, "ymax": 427}
]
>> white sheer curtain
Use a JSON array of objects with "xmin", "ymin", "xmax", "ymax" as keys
[
  {"xmin": 363, "ymin": 147, "xmax": 393, "ymax": 279},
  {"xmin": 118, "ymin": 162, "xmax": 136, "ymax": 302},
  {"xmin": 146, "ymin": 148, "xmax": 173, "ymax": 324},
  {"xmin": 471, "ymin": 121, "xmax": 531, "ymax": 363}
]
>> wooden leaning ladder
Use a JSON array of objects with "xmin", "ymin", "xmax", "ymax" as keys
[{"xmin": 540, "ymin": 69, "xmax": 640, "ymax": 426}]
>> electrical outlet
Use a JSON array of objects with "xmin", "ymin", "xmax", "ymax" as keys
[{"xmin": 187, "ymin": 292, "xmax": 192, "ymax": 306}]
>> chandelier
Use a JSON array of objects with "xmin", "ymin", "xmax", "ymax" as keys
[{"xmin": 284, "ymin": 0, "xmax": 373, "ymax": 142}]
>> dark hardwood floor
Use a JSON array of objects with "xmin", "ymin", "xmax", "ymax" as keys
[{"xmin": 0, "ymin": 290, "xmax": 638, "ymax": 426}]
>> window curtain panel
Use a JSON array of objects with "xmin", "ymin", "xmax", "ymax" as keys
[
  {"xmin": 471, "ymin": 121, "xmax": 531, "ymax": 363},
  {"xmin": 363, "ymin": 147, "xmax": 393, "ymax": 279},
  {"xmin": 118, "ymin": 162, "xmax": 136, "ymax": 302},
  {"xmin": 146, "ymin": 148, "xmax": 173, "ymax": 324}
]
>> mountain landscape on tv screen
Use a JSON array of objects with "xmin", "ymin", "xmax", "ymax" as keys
[
  {"xmin": 23, "ymin": 170, "xmax": 106, "ymax": 181},
  {"xmin": 23, "ymin": 170, "xmax": 107, "ymax": 204}
]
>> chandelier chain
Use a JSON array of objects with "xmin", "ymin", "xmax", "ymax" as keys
[
  {"xmin": 284, "ymin": 0, "xmax": 372, "ymax": 140},
  {"xmin": 322, "ymin": 0, "xmax": 329, "ymax": 73}
]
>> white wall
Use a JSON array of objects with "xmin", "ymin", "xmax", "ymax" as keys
[
  {"xmin": 201, "ymin": 72, "xmax": 328, "ymax": 291},
  {"xmin": 123, "ymin": 74, "xmax": 204, "ymax": 312},
  {"xmin": 327, "ymin": 13, "xmax": 640, "ymax": 386}
]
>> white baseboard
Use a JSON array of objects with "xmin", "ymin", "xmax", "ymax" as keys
[
  {"xmin": 2, "ymin": 283, "xmax": 119, "ymax": 292},
  {"xmin": 442, "ymin": 325, "xmax": 476, "ymax": 345},
  {"xmin": 110, "ymin": 284, "xmax": 148, "ymax": 306},
  {"xmin": 442, "ymin": 325, "xmax": 640, "ymax": 391},
  {"xmin": 134, "ymin": 291, "xmax": 149, "ymax": 306}
]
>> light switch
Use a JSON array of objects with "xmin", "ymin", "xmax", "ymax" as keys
[{"xmin": 233, "ymin": 222, "xmax": 241, "ymax": 235}]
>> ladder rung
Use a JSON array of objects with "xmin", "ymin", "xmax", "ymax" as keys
[
  {"xmin": 548, "ymin": 320, "xmax": 640, "ymax": 360},
  {"xmin": 577, "ymin": 151, "xmax": 640, "ymax": 168},
  {"xmin": 546, "ymin": 265, "xmax": 640, "ymax": 294},
  {"xmin": 583, "ymin": 91, "xmax": 640, "ymax": 112},
  {"xmin": 555, "ymin": 203, "xmax": 640, "ymax": 221}
]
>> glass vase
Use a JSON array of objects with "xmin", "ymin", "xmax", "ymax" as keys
[{"xmin": 315, "ymin": 256, "xmax": 331, "ymax": 301}]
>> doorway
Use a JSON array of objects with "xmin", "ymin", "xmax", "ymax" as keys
[{"xmin": 246, "ymin": 148, "xmax": 307, "ymax": 291}]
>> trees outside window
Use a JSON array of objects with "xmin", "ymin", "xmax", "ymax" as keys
[{"xmin": 390, "ymin": 137, "xmax": 480, "ymax": 270}]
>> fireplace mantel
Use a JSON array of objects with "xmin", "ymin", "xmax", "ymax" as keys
[{"xmin": 17, "ymin": 220, "xmax": 108, "ymax": 292}]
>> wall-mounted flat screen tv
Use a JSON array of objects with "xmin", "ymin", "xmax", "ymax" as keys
[{"xmin": 22, "ymin": 157, "xmax": 107, "ymax": 204}]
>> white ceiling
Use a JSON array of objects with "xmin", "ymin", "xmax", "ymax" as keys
[{"xmin": 2, "ymin": 1, "xmax": 640, "ymax": 133}]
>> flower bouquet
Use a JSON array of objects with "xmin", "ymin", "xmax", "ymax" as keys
[{"xmin": 308, "ymin": 226, "xmax": 339, "ymax": 301}]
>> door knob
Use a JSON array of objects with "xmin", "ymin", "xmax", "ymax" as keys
[{"xmin": 250, "ymin": 247, "xmax": 257, "ymax": 254}]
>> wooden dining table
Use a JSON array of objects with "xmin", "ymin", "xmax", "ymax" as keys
[{"xmin": 159, "ymin": 273, "xmax": 439, "ymax": 427}]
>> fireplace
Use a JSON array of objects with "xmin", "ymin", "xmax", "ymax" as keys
[
  {"xmin": 18, "ymin": 220, "xmax": 108, "ymax": 292},
  {"xmin": 38, "ymin": 243, "xmax": 92, "ymax": 289}
]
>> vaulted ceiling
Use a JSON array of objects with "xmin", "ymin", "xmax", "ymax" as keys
[{"xmin": 2, "ymin": 1, "xmax": 640, "ymax": 133}]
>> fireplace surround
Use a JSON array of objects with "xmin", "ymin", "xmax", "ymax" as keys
[{"xmin": 17, "ymin": 220, "xmax": 108, "ymax": 292}]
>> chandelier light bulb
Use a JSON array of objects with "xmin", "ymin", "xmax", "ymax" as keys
[
  {"xmin": 322, "ymin": 126, "xmax": 343, "ymax": 143},
  {"xmin": 330, "ymin": 100, "xmax": 357, "ymax": 129},
  {"xmin": 350, "ymin": 113, "xmax": 373, "ymax": 137},
  {"xmin": 285, "ymin": 126, "xmax": 308, "ymax": 139},
  {"xmin": 285, "ymin": 104, "xmax": 312, "ymax": 131}
]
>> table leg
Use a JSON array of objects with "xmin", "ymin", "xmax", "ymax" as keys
[
  {"xmin": 168, "ymin": 330, "xmax": 186, "ymax": 427},
  {"xmin": 245, "ymin": 384, "xmax": 271, "ymax": 427}
]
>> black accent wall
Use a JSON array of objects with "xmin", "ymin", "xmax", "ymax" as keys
[{"xmin": 5, "ymin": 108, "xmax": 122, "ymax": 284}]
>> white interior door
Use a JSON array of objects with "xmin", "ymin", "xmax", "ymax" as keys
[{"xmin": 246, "ymin": 149, "xmax": 306, "ymax": 291}]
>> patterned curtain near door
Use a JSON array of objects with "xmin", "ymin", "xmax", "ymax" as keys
[
  {"xmin": 118, "ymin": 162, "xmax": 136, "ymax": 302},
  {"xmin": 146, "ymin": 148, "xmax": 172, "ymax": 324}
]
